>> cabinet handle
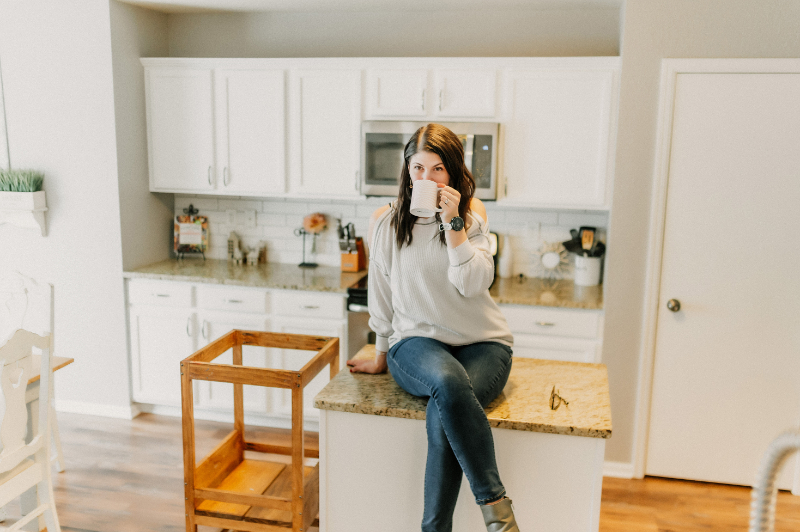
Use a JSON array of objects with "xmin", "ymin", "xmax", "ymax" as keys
[
  {"xmin": 155, "ymin": 294, "xmax": 170, "ymax": 298},
  {"xmin": 536, "ymin": 321, "xmax": 556, "ymax": 327},
  {"xmin": 201, "ymin": 320, "xmax": 208, "ymax": 339},
  {"xmin": 354, "ymin": 170, "xmax": 359, "ymax": 191},
  {"xmin": 421, "ymin": 89, "xmax": 425, "ymax": 111},
  {"xmin": 223, "ymin": 167, "xmax": 230, "ymax": 186},
  {"xmin": 227, "ymin": 299, "xmax": 243, "ymax": 304},
  {"xmin": 207, "ymin": 166, "xmax": 212, "ymax": 186},
  {"xmin": 186, "ymin": 317, "xmax": 191, "ymax": 337},
  {"xmin": 439, "ymin": 89, "xmax": 443, "ymax": 112},
  {"xmin": 300, "ymin": 305, "xmax": 320, "ymax": 310}
]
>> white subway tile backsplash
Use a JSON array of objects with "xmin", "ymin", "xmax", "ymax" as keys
[{"xmin": 174, "ymin": 196, "xmax": 607, "ymax": 275}]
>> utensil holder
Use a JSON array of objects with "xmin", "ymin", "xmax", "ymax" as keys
[{"xmin": 574, "ymin": 255, "xmax": 602, "ymax": 286}]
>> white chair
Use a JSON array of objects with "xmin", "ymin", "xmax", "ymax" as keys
[
  {"xmin": 0, "ymin": 273, "xmax": 64, "ymax": 474},
  {"xmin": 0, "ymin": 326, "xmax": 61, "ymax": 532}
]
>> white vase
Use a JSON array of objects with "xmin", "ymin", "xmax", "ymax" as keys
[
  {"xmin": 498, "ymin": 235, "xmax": 514, "ymax": 278},
  {"xmin": 0, "ymin": 190, "xmax": 48, "ymax": 235}
]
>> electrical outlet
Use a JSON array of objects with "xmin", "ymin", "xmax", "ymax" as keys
[
  {"xmin": 240, "ymin": 210, "xmax": 257, "ymax": 228},
  {"xmin": 226, "ymin": 210, "xmax": 236, "ymax": 225}
]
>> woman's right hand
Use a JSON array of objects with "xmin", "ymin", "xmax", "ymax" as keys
[{"xmin": 347, "ymin": 352, "xmax": 388, "ymax": 374}]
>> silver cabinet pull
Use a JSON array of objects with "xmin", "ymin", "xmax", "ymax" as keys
[
  {"xmin": 227, "ymin": 299, "xmax": 243, "ymax": 304},
  {"xmin": 421, "ymin": 89, "xmax": 425, "ymax": 111},
  {"xmin": 155, "ymin": 294, "xmax": 170, "ymax": 298},
  {"xmin": 201, "ymin": 320, "xmax": 208, "ymax": 339},
  {"xmin": 439, "ymin": 89, "xmax": 443, "ymax": 112},
  {"xmin": 536, "ymin": 321, "xmax": 556, "ymax": 327},
  {"xmin": 207, "ymin": 165, "xmax": 212, "ymax": 186},
  {"xmin": 355, "ymin": 170, "xmax": 359, "ymax": 191},
  {"xmin": 223, "ymin": 167, "xmax": 230, "ymax": 186},
  {"xmin": 301, "ymin": 305, "xmax": 320, "ymax": 310},
  {"xmin": 186, "ymin": 317, "xmax": 191, "ymax": 337}
]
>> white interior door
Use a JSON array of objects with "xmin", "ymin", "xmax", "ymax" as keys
[{"xmin": 647, "ymin": 72, "xmax": 800, "ymax": 489}]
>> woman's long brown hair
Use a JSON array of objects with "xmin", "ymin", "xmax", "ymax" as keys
[{"xmin": 391, "ymin": 124, "xmax": 476, "ymax": 248}]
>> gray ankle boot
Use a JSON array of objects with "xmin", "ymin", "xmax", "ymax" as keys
[{"xmin": 481, "ymin": 497, "xmax": 520, "ymax": 532}]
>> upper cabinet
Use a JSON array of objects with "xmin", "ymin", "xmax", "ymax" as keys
[
  {"xmin": 288, "ymin": 69, "xmax": 363, "ymax": 198},
  {"xmin": 144, "ymin": 61, "xmax": 286, "ymax": 196},
  {"xmin": 141, "ymin": 57, "xmax": 619, "ymax": 208},
  {"xmin": 365, "ymin": 68, "xmax": 497, "ymax": 120},
  {"xmin": 499, "ymin": 62, "xmax": 619, "ymax": 209},
  {"xmin": 145, "ymin": 67, "xmax": 215, "ymax": 193}
]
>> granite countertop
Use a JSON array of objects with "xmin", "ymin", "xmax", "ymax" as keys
[
  {"xmin": 125, "ymin": 259, "xmax": 603, "ymax": 309},
  {"xmin": 489, "ymin": 276, "xmax": 603, "ymax": 310},
  {"xmin": 314, "ymin": 345, "xmax": 612, "ymax": 439},
  {"xmin": 123, "ymin": 259, "xmax": 367, "ymax": 294}
]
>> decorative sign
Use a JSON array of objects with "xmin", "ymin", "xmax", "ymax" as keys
[{"xmin": 174, "ymin": 214, "xmax": 208, "ymax": 255}]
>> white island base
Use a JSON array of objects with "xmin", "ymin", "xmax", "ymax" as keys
[{"xmin": 319, "ymin": 409, "xmax": 605, "ymax": 532}]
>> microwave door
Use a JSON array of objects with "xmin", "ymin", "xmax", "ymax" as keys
[{"xmin": 365, "ymin": 133, "xmax": 407, "ymax": 189}]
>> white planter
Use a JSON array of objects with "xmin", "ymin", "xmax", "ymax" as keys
[{"xmin": 0, "ymin": 190, "xmax": 48, "ymax": 235}]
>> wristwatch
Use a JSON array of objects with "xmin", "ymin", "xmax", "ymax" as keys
[{"xmin": 439, "ymin": 216, "xmax": 464, "ymax": 232}]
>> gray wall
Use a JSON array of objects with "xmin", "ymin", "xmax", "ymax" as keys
[
  {"xmin": 166, "ymin": 8, "xmax": 621, "ymax": 57},
  {"xmin": 604, "ymin": 0, "xmax": 800, "ymax": 465},
  {"xmin": 110, "ymin": 0, "xmax": 173, "ymax": 271}
]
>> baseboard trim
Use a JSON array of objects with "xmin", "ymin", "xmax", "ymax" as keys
[
  {"xmin": 603, "ymin": 460, "xmax": 635, "ymax": 479},
  {"xmin": 136, "ymin": 403, "xmax": 321, "ymax": 433},
  {"xmin": 55, "ymin": 399, "xmax": 141, "ymax": 420}
]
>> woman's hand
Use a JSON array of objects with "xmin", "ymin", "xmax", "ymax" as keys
[
  {"xmin": 438, "ymin": 183, "xmax": 461, "ymax": 223},
  {"xmin": 347, "ymin": 352, "xmax": 388, "ymax": 374}
]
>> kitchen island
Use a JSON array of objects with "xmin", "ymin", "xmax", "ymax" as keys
[{"xmin": 314, "ymin": 344, "xmax": 612, "ymax": 532}]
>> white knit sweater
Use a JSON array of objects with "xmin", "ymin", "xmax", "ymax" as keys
[{"xmin": 368, "ymin": 206, "xmax": 513, "ymax": 353}]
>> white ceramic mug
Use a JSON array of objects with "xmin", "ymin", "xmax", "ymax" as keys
[{"xmin": 409, "ymin": 180, "xmax": 443, "ymax": 217}]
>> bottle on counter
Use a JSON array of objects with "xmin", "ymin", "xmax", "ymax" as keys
[{"xmin": 498, "ymin": 234, "xmax": 514, "ymax": 278}]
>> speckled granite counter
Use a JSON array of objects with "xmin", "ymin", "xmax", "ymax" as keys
[
  {"xmin": 490, "ymin": 276, "xmax": 603, "ymax": 310},
  {"xmin": 123, "ymin": 259, "xmax": 367, "ymax": 294},
  {"xmin": 315, "ymin": 344, "xmax": 612, "ymax": 438}
]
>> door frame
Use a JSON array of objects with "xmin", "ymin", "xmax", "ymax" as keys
[{"xmin": 633, "ymin": 58, "xmax": 800, "ymax": 495}]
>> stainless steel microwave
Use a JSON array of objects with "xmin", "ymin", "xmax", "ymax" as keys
[{"xmin": 360, "ymin": 121, "xmax": 499, "ymax": 199}]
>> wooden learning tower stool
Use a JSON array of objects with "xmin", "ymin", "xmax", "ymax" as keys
[{"xmin": 180, "ymin": 329, "xmax": 339, "ymax": 532}]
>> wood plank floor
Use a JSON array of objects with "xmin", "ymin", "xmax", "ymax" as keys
[{"xmin": 2, "ymin": 412, "xmax": 798, "ymax": 531}]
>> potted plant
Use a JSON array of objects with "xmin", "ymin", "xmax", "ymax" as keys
[{"xmin": 0, "ymin": 169, "xmax": 48, "ymax": 235}]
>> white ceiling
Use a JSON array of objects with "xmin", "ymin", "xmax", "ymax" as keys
[{"xmin": 119, "ymin": 0, "xmax": 623, "ymax": 14}]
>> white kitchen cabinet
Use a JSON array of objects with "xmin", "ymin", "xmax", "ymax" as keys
[
  {"xmin": 501, "ymin": 68, "xmax": 617, "ymax": 209},
  {"xmin": 366, "ymin": 69, "xmax": 428, "ymax": 118},
  {"xmin": 214, "ymin": 69, "xmax": 286, "ymax": 195},
  {"xmin": 365, "ymin": 68, "xmax": 497, "ymax": 120},
  {"xmin": 499, "ymin": 304, "xmax": 603, "ymax": 364},
  {"xmin": 288, "ymin": 69, "xmax": 362, "ymax": 198},
  {"xmin": 129, "ymin": 304, "xmax": 197, "ymax": 406},
  {"xmin": 127, "ymin": 278, "xmax": 348, "ymax": 427},
  {"xmin": 144, "ymin": 62, "xmax": 286, "ymax": 195},
  {"xmin": 145, "ymin": 67, "xmax": 215, "ymax": 192},
  {"xmin": 196, "ymin": 310, "xmax": 271, "ymax": 413},
  {"xmin": 269, "ymin": 316, "xmax": 345, "ymax": 422}
]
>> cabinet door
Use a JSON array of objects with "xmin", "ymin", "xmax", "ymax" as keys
[
  {"xmin": 215, "ymin": 69, "xmax": 286, "ymax": 196},
  {"xmin": 434, "ymin": 69, "xmax": 496, "ymax": 118},
  {"xmin": 289, "ymin": 70, "xmax": 362, "ymax": 197},
  {"xmin": 146, "ymin": 68, "xmax": 215, "ymax": 192},
  {"xmin": 365, "ymin": 69, "xmax": 428, "ymax": 118},
  {"xmin": 503, "ymin": 70, "xmax": 614, "ymax": 208},
  {"xmin": 269, "ymin": 317, "xmax": 344, "ymax": 422},
  {"xmin": 511, "ymin": 334, "xmax": 600, "ymax": 364},
  {"xmin": 198, "ymin": 312, "xmax": 271, "ymax": 413},
  {"xmin": 129, "ymin": 306, "xmax": 196, "ymax": 405}
]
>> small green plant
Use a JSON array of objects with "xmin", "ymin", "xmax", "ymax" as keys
[{"xmin": 0, "ymin": 169, "xmax": 44, "ymax": 192}]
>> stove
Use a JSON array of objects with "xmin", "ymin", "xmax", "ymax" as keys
[{"xmin": 346, "ymin": 274, "xmax": 368, "ymax": 312}]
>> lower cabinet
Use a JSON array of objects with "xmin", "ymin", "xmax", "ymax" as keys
[
  {"xmin": 499, "ymin": 304, "xmax": 603, "ymax": 364},
  {"xmin": 127, "ymin": 279, "xmax": 348, "ymax": 425}
]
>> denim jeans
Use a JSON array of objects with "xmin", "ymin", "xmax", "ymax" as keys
[{"xmin": 387, "ymin": 336, "xmax": 513, "ymax": 532}]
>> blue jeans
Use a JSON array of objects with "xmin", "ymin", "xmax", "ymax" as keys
[{"xmin": 387, "ymin": 337, "xmax": 513, "ymax": 532}]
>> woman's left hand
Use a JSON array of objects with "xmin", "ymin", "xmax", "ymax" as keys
[{"xmin": 438, "ymin": 184, "xmax": 461, "ymax": 223}]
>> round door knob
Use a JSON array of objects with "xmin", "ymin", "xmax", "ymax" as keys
[{"xmin": 666, "ymin": 299, "xmax": 681, "ymax": 312}]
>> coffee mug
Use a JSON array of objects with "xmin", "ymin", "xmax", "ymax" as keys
[{"xmin": 410, "ymin": 180, "xmax": 443, "ymax": 217}]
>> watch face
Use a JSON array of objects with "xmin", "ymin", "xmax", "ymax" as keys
[{"xmin": 451, "ymin": 216, "xmax": 464, "ymax": 231}]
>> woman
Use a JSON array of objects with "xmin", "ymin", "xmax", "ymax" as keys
[{"xmin": 347, "ymin": 124, "xmax": 521, "ymax": 532}]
